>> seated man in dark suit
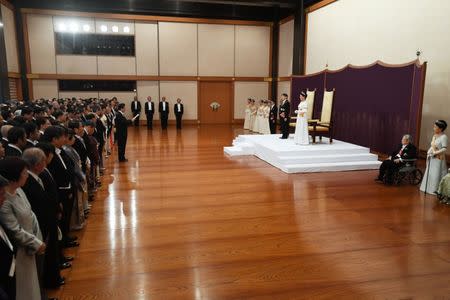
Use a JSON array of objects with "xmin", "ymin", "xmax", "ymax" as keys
[{"xmin": 376, "ymin": 134, "xmax": 417, "ymax": 184}]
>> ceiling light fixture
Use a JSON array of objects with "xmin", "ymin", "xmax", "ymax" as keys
[
  {"xmin": 123, "ymin": 26, "xmax": 130, "ymax": 33},
  {"xmin": 69, "ymin": 22, "xmax": 79, "ymax": 32},
  {"xmin": 112, "ymin": 25, "xmax": 119, "ymax": 33},
  {"xmin": 83, "ymin": 24, "xmax": 90, "ymax": 32},
  {"xmin": 58, "ymin": 23, "xmax": 67, "ymax": 31},
  {"xmin": 100, "ymin": 25, "xmax": 108, "ymax": 32}
]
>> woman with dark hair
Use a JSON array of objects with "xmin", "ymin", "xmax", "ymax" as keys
[
  {"xmin": 420, "ymin": 120, "xmax": 448, "ymax": 194},
  {"xmin": 0, "ymin": 157, "xmax": 45, "ymax": 300}
]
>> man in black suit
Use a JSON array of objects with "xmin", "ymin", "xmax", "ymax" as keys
[
  {"xmin": 35, "ymin": 142, "xmax": 65, "ymax": 288},
  {"xmin": 5, "ymin": 126, "xmax": 27, "ymax": 157},
  {"xmin": 0, "ymin": 175, "xmax": 15, "ymax": 300},
  {"xmin": 23, "ymin": 122, "xmax": 40, "ymax": 149},
  {"xmin": 159, "ymin": 96, "xmax": 169, "ymax": 130},
  {"xmin": 43, "ymin": 126, "xmax": 78, "ymax": 248},
  {"xmin": 269, "ymin": 100, "xmax": 278, "ymax": 134},
  {"xmin": 376, "ymin": 134, "xmax": 417, "ymax": 184},
  {"xmin": 115, "ymin": 103, "xmax": 134, "ymax": 162},
  {"xmin": 279, "ymin": 93, "xmax": 291, "ymax": 139},
  {"xmin": 131, "ymin": 96, "xmax": 141, "ymax": 127},
  {"xmin": 69, "ymin": 121, "xmax": 88, "ymax": 173},
  {"xmin": 174, "ymin": 98, "xmax": 184, "ymax": 130},
  {"xmin": 144, "ymin": 96, "xmax": 155, "ymax": 130}
]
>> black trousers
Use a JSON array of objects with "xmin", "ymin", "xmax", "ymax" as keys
[
  {"xmin": 175, "ymin": 114, "xmax": 182, "ymax": 129},
  {"xmin": 280, "ymin": 119, "xmax": 290, "ymax": 138},
  {"xmin": 378, "ymin": 159, "xmax": 403, "ymax": 182},
  {"xmin": 132, "ymin": 112, "xmax": 140, "ymax": 126},
  {"xmin": 270, "ymin": 121, "xmax": 277, "ymax": 134},
  {"xmin": 146, "ymin": 113, "xmax": 154, "ymax": 129},
  {"xmin": 59, "ymin": 189, "xmax": 73, "ymax": 241},
  {"xmin": 161, "ymin": 115, "xmax": 168, "ymax": 129},
  {"xmin": 117, "ymin": 136, "xmax": 127, "ymax": 160},
  {"xmin": 0, "ymin": 277, "xmax": 15, "ymax": 300},
  {"xmin": 44, "ymin": 227, "xmax": 62, "ymax": 288}
]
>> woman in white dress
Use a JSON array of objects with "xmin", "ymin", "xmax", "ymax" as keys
[
  {"xmin": 254, "ymin": 100, "xmax": 263, "ymax": 134},
  {"xmin": 249, "ymin": 99, "xmax": 257, "ymax": 132},
  {"xmin": 262, "ymin": 101, "xmax": 271, "ymax": 135},
  {"xmin": 243, "ymin": 98, "xmax": 252, "ymax": 130},
  {"xmin": 420, "ymin": 120, "xmax": 448, "ymax": 194},
  {"xmin": 294, "ymin": 91, "xmax": 309, "ymax": 145}
]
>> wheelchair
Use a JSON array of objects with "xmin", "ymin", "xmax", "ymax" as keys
[
  {"xmin": 383, "ymin": 159, "xmax": 423, "ymax": 186},
  {"xmin": 437, "ymin": 169, "xmax": 450, "ymax": 205}
]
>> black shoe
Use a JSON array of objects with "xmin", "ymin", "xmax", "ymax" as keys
[
  {"xmin": 66, "ymin": 236, "xmax": 78, "ymax": 242},
  {"xmin": 119, "ymin": 158, "xmax": 128, "ymax": 162},
  {"xmin": 64, "ymin": 256, "xmax": 74, "ymax": 262},
  {"xmin": 58, "ymin": 276, "xmax": 66, "ymax": 286},
  {"xmin": 60, "ymin": 262, "xmax": 72, "ymax": 270},
  {"xmin": 63, "ymin": 241, "xmax": 80, "ymax": 248}
]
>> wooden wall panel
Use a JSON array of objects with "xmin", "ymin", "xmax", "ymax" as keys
[
  {"xmin": 235, "ymin": 25, "xmax": 270, "ymax": 77},
  {"xmin": 1, "ymin": 4, "xmax": 19, "ymax": 72},
  {"xmin": 97, "ymin": 56, "xmax": 136, "ymax": 75},
  {"xmin": 27, "ymin": 14, "xmax": 56, "ymax": 73},
  {"xmin": 56, "ymin": 55, "xmax": 97, "ymax": 75},
  {"xmin": 32, "ymin": 79, "xmax": 58, "ymax": 99},
  {"xmin": 135, "ymin": 22, "xmax": 158, "ymax": 76},
  {"xmin": 278, "ymin": 19, "xmax": 294, "ymax": 77},
  {"xmin": 158, "ymin": 22, "xmax": 198, "ymax": 76},
  {"xmin": 198, "ymin": 24, "xmax": 234, "ymax": 76}
]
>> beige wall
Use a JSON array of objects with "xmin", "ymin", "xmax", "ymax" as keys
[
  {"xmin": 278, "ymin": 20, "xmax": 294, "ymax": 77},
  {"xmin": 235, "ymin": 25, "xmax": 270, "ymax": 77},
  {"xmin": 135, "ymin": 22, "xmax": 158, "ymax": 75},
  {"xmin": 159, "ymin": 22, "xmax": 198, "ymax": 76},
  {"xmin": 1, "ymin": 4, "xmax": 19, "ymax": 73},
  {"xmin": 33, "ymin": 80, "xmax": 58, "ymax": 99},
  {"xmin": 277, "ymin": 81, "xmax": 291, "ymax": 105},
  {"xmin": 56, "ymin": 55, "xmax": 97, "ymax": 74},
  {"xmin": 136, "ymin": 81, "xmax": 159, "ymax": 120},
  {"xmin": 97, "ymin": 56, "xmax": 136, "ymax": 75},
  {"xmin": 159, "ymin": 81, "xmax": 198, "ymax": 120},
  {"xmin": 234, "ymin": 81, "xmax": 269, "ymax": 119},
  {"xmin": 306, "ymin": 0, "xmax": 450, "ymax": 149},
  {"xmin": 198, "ymin": 24, "xmax": 235, "ymax": 76},
  {"xmin": 28, "ymin": 14, "xmax": 56, "ymax": 73}
]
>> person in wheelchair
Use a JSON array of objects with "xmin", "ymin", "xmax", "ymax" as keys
[{"xmin": 375, "ymin": 134, "xmax": 417, "ymax": 184}]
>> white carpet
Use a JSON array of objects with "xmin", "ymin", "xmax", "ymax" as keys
[{"xmin": 224, "ymin": 134, "xmax": 381, "ymax": 173}]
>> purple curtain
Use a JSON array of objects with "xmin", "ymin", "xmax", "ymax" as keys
[
  {"xmin": 290, "ymin": 72, "xmax": 325, "ymax": 120},
  {"xmin": 291, "ymin": 61, "xmax": 426, "ymax": 154}
]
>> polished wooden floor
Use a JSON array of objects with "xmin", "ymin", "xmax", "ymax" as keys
[{"xmin": 51, "ymin": 125, "xmax": 450, "ymax": 299}]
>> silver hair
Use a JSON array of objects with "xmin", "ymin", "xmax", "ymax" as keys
[
  {"xmin": 22, "ymin": 148, "xmax": 46, "ymax": 168},
  {"xmin": 403, "ymin": 134, "xmax": 412, "ymax": 141},
  {"xmin": 1, "ymin": 125, "xmax": 12, "ymax": 138}
]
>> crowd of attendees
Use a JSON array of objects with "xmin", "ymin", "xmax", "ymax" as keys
[{"xmin": 0, "ymin": 97, "xmax": 120, "ymax": 300}]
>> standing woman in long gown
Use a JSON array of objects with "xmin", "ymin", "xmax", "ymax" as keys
[
  {"xmin": 249, "ymin": 99, "xmax": 257, "ymax": 132},
  {"xmin": 243, "ymin": 98, "xmax": 252, "ymax": 130},
  {"xmin": 263, "ymin": 101, "xmax": 271, "ymax": 134},
  {"xmin": 294, "ymin": 91, "xmax": 309, "ymax": 145},
  {"xmin": 420, "ymin": 120, "xmax": 448, "ymax": 194}
]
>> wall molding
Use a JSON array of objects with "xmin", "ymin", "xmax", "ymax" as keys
[
  {"xmin": 0, "ymin": 0, "xmax": 14, "ymax": 11},
  {"xmin": 27, "ymin": 74, "xmax": 270, "ymax": 82},
  {"xmin": 20, "ymin": 8, "xmax": 272, "ymax": 26},
  {"xmin": 7, "ymin": 72, "xmax": 20, "ymax": 78},
  {"xmin": 279, "ymin": 15, "xmax": 294, "ymax": 25},
  {"xmin": 305, "ymin": 0, "xmax": 339, "ymax": 13}
]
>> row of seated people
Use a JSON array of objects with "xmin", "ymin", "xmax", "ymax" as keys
[{"xmin": 0, "ymin": 97, "xmax": 121, "ymax": 300}]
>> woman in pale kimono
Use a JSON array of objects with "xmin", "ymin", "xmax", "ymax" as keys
[
  {"xmin": 420, "ymin": 120, "xmax": 448, "ymax": 194},
  {"xmin": 294, "ymin": 91, "xmax": 309, "ymax": 145},
  {"xmin": 249, "ymin": 99, "xmax": 257, "ymax": 132},
  {"xmin": 0, "ymin": 157, "xmax": 45, "ymax": 300},
  {"xmin": 243, "ymin": 98, "xmax": 252, "ymax": 130}
]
